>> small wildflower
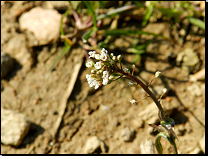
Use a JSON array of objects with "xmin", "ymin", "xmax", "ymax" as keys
[
  {"xmin": 94, "ymin": 81, "xmax": 102, "ymax": 89},
  {"xmin": 100, "ymin": 52, "xmax": 109, "ymax": 61},
  {"xmin": 94, "ymin": 61, "xmax": 103, "ymax": 70},
  {"xmin": 155, "ymin": 71, "xmax": 161, "ymax": 78},
  {"xmin": 86, "ymin": 74, "xmax": 91, "ymax": 79},
  {"xmin": 88, "ymin": 51, "xmax": 96, "ymax": 58},
  {"xmin": 101, "ymin": 48, "xmax": 108, "ymax": 54},
  {"xmin": 102, "ymin": 77, "xmax": 109, "ymax": 85},
  {"xmin": 95, "ymin": 54, "xmax": 100, "ymax": 60},
  {"xmin": 91, "ymin": 69, "xmax": 96, "ymax": 74},
  {"xmin": 103, "ymin": 71, "xmax": 110, "ymax": 78},
  {"xmin": 86, "ymin": 61, "xmax": 94, "ymax": 68}
]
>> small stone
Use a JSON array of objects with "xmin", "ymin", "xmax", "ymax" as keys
[
  {"xmin": 83, "ymin": 136, "xmax": 101, "ymax": 154},
  {"xmin": 99, "ymin": 104, "xmax": 110, "ymax": 113},
  {"xmin": 120, "ymin": 127, "xmax": 135, "ymax": 142},
  {"xmin": 1, "ymin": 108, "xmax": 31, "ymax": 147},
  {"xmin": 131, "ymin": 118, "xmax": 144, "ymax": 129},
  {"xmin": 140, "ymin": 139, "xmax": 154, "ymax": 154},
  {"xmin": 19, "ymin": 7, "xmax": 62, "ymax": 46},
  {"xmin": 187, "ymin": 83, "xmax": 202, "ymax": 96}
]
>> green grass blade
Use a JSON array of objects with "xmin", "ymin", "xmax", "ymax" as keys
[
  {"xmin": 103, "ymin": 29, "xmax": 175, "ymax": 43},
  {"xmin": 142, "ymin": 3, "xmax": 153, "ymax": 27},
  {"xmin": 133, "ymin": 1, "xmax": 144, "ymax": 8},
  {"xmin": 187, "ymin": 17, "xmax": 205, "ymax": 30},
  {"xmin": 83, "ymin": 1, "xmax": 97, "ymax": 29},
  {"xmin": 96, "ymin": 5, "xmax": 136, "ymax": 20},
  {"xmin": 45, "ymin": 44, "xmax": 71, "ymax": 79},
  {"xmin": 82, "ymin": 27, "xmax": 97, "ymax": 43},
  {"xmin": 60, "ymin": 7, "xmax": 71, "ymax": 47}
]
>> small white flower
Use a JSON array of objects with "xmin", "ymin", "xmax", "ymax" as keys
[
  {"xmin": 155, "ymin": 71, "xmax": 161, "ymax": 78},
  {"xmin": 95, "ymin": 54, "xmax": 100, "ymax": 60},
  {"xmin": 101, "ymin": 48, "xmax": 108, "ymax": 54},
  {"xmin": 88, "ymin": 51, "xmax": 96, "ymax": 58},
  {"xmin": 94, "ymin": 61, "xmax": 103, "ymax": 70},
  {"xmin": 94, "ymin": 81, "xmax": 102, "ymax": 89},
  {"xmin": 91, "ymin": 69, "xmax": 95, "ymax": 74},
  {"xmin": 102, "ymin": 77, "xmax": 109, "ymax": 85},
  {"xmin": 86, "ymin": 61, "xmax": 94, "ymax": 68},
  {"xmin": 86, "ymin": 74, "xmax": 91, "ymax": 79},
  {"xmin": 102, "ymin": 71, "xmax": 110, "ymax": 78},
  {"xmin": 100, "ymin": 52, "xmax": 109, "ymax": 61}
]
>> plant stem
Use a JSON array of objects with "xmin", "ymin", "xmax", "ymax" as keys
[{"xmin": 114, "ymin": 67, "xmax": 167, "ymax": 120}]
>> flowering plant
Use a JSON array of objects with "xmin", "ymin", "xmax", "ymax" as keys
[{"xmin": 85, "ymin": 48, "xmax": 178, "ymax": 154}]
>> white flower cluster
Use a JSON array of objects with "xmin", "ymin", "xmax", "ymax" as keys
[{"xmin": 86, "ymin": 48, "xmax": 111, "ymax": 89}]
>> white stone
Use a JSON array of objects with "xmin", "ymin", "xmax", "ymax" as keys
[
  {"xmin": 19, "ymin": 7, "xmax": 62, "ymax": 46},
  {"xmin": 83, "ymin": 136, "xmax": 101, "ymax": 154},
  {"xmin": 1, "ymin": 108, "xmax": 31, "ymax": 147}
]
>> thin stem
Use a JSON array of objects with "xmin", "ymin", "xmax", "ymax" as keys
[{"xmin": 114, "ymin": 67, "xmax": 167, "ymax": 120}]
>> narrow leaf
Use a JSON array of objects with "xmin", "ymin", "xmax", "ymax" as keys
[
  {"xmin": 142, "ymin": 3, "xmax": 153, "ymax": 27},
  {"xmin": 187, "ymin": 17, "xmax": 205, "ymax": 30},
  {"xmin": 83, "ymin": 1, "xmax": 97, "ymax": 29}
]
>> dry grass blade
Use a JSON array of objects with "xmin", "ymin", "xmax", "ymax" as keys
[{"xmin": 51, "ymin": 53, "xmax": 84, "ymax": 140}]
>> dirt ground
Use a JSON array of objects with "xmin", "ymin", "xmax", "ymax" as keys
[{"xmin": 1, "ymin": 1, "xmax": 205, "ymax": 154}]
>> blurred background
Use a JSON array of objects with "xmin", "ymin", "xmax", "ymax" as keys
[{"xmin": 1, "ymin": 1, "xmax": 205, "ymax": 154}]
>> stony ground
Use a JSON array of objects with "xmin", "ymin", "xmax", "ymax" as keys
[{"xmin": 1, "ymin": 1, "xmax": 205, "ymax": 154}]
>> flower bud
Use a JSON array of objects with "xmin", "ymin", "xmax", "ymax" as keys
[
  {"xmin": 163, "ymin": 88, "xmax": 167, "ymax": 93},
  {"xmin": 112, "ymin": 56, "xmax": 117, "ymax": 61},
  {"xmin": 110, "ymin": 53, "xmax": 114, "ymax": 58},
  {"xmin": 155, "ymin": 71, "xmax": 161, "ymax": 78},
  {"xmin": 117, "ymin": 55, "xmax": 122, "ymax": 61}
]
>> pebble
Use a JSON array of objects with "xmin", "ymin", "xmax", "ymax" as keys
[
  {"xmin": 1, "ymin": 52, "xmax": 14, "ymax": 78},
  {"xmin": 131, "ymin": 118, "xmax": 144, "ymax": 129},
  {"xmin": 187, "ymin": 83, "xmax": 202, "ymax": 96},
  {"xmin": 19, "ymin": 7, "xmax": 62, "ymax": 47},
  {"xmin": 120, "ymin": 127, "xmax": 135, "ymax": 142},
  {"xmin": 140, "ymin": 139, "xmax": 154, "ymax": 154},
  {"xmin": 83, "ymin": 136, "xmax": 106, "ymax": 154},
  {"xmin": 1, "ymin": 108, "xmax": 31, "ymax": 147}
]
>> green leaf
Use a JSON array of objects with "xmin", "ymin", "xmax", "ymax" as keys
[
  {"xmin": 60, "ymin": 7, "xmax": 71, "ymax": 47},
  {"xmin": 142, "ymin": 3, "xmax": 153, "ymax": 27},
  {"xmin": 133, "ymin": 1, "xmax": 144, "ymax": 8},
  {"xmin": 187, "ymin": 17, "xmax": 205, "ymax": 30},
  {"xmin": 83, "ymin": 1, "xmax": 97, "ymax": 29},
  {"xmin": 103, "ymin": 29, "xmax": 175, "ymax": 43},
  {"xmin": 155, "ymin": 132, "xmax": 171, "ymax": 154}
]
